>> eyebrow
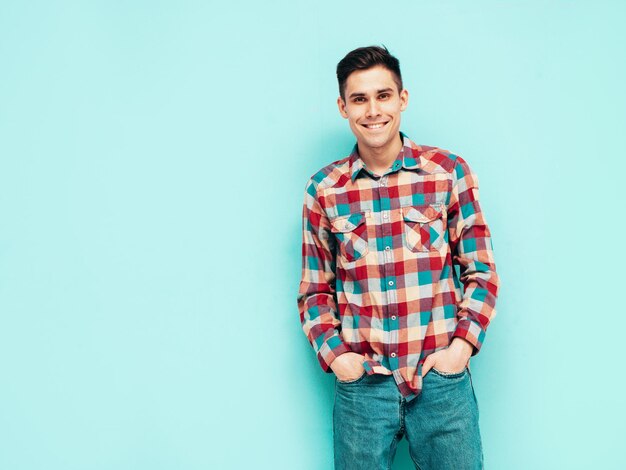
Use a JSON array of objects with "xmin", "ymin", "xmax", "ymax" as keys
[{"xmin": 348, "ymin": 88, "xmax": 394, "ymax": 99}]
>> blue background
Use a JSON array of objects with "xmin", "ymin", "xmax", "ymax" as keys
[{"xmin": 1, "ymin": 1, "xmax": 624, "ymax": 468}]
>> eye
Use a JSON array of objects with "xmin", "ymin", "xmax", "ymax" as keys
[
  {"xmin": 353, "ymin": 97, "xmax": 366, "ymax": 103},
  {"xmin": 379, "ymin": 93, "xmax": 390, "ymax": 100}
]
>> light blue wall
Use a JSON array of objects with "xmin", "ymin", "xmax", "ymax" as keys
[{"xmin": 1, "ymin": 1, "xmax": 624, "ymax": 469}]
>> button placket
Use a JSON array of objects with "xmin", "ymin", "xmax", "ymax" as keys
[{"xmin": 377, "ymin": 171, "xmax": 400, "ymax": 371}]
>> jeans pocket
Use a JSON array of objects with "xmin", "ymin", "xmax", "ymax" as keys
[
  {"xmin": 467, "ymin": 368, "xmax": 480, "ymax": 413},
  {"xmin": 431, "ymin": 366, "xmax": 468, "ymax": 379},
  {"xmin": 336, "ymin": 370, "xmax": 367, "ymax": 385}
]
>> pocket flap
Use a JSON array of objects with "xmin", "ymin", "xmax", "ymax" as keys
[
  {"xmin": 331, "ymin": 212, "xmax": 366, "ymax": 233},
  {"xmin": 403, "ymin": 204, "xmax": 443, "ymax": 223}
]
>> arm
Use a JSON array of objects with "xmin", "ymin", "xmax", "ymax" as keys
[
  {"xmin": 297, "ymin": 179, "xmax": 351, "ymax": 372},
  {"xmin": 447, "ymin": 156, "xmax": 500, "ymax": 356},
  {"xmin": 419, "ymin": 156, "xmax": 500, "ymax": 376}
]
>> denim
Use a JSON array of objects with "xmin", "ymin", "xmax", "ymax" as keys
[{"xmin": 333, "ymin": 368, "xmax": 483, "ymax": 470}]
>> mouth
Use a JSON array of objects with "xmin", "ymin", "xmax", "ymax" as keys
[{"xmin": 361, "ymin": 121, "xmax": 389, "ymax": 130}]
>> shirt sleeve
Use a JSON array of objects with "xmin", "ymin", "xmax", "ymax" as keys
[
  {"xmin": 447, "ymin": 156, "xmax": 500, "ymax": 356},
  {"xmin": 297, "ymin": 179, "xmax": 351, "ymax": 372}
]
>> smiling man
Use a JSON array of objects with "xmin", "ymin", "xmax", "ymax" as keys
[{"xmin": 297, "ymin": 46, "xmax": 499, "ymax": 470}]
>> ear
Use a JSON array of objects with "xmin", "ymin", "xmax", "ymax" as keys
[
  {"xmin": 399, "ymin": 88, "xmax": 409, "ymax": 111},
  {"xmin": 337, "ymin": 96, "xmax": 349, "ymax": 119}
]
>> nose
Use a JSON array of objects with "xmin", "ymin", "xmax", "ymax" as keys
[{"xmin": 366, "ymin": 100, "xmax": 381, "ymax": 118}]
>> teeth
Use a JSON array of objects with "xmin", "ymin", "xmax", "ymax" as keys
[{"xmin": 366, "ymin": 123, "xmax": 385, "ymax": 129}]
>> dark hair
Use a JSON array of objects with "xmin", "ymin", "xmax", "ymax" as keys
[{"xmin": 336, "ymin": 45, "xmax": 403, "ymax": 100}]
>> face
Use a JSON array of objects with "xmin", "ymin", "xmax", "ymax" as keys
[{"xmin": 337, "ymin": 65, "xmax": 408, "ymax": 154}]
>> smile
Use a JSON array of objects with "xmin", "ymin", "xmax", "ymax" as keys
[{"xmin": 362, "ymin": 122, "xmax": 388, "ymax": 130}]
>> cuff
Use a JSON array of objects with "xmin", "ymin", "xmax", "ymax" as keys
[
  {"xmin": 452, "ymin": 318, "xmax": 486, "ymax": 356},
  {"xmin": 317, "ymin": 335, "xmax": 351, "ymax": 372}
]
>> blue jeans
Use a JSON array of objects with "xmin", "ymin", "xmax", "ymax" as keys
[{"xmin": 333, "ymin": 367, "xmax": 483, "ymax": 470}]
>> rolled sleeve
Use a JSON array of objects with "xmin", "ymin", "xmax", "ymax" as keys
[
  {"xmin": 297, "ymin": 179, "xmax": 350, "ymax": 371},
  {"xmin": 447, "ymin": 157, "xmax": 500, "ymax": 355}
]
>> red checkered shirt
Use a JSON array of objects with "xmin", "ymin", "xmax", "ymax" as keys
[{"xmin": 297, "ymin": 132, "xmax": 500, "ymax": 399}]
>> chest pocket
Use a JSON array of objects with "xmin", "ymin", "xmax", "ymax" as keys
[
  {"xmin": 330, "ymin": 212, "xmax": 369, "ymax": 263},
  {"xmin": 402, "ymin": 204, "xmax": 445, "ymax": 252}
]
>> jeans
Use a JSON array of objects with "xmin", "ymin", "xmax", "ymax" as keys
[{"xmin": 333, "ymin": 367, "xmax": 483, "ymax": 470}]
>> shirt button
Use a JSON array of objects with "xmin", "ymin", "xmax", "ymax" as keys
[
  {"xmin": 391, "ymin": 315, "xmax": 397, "ymax": 320},
  {"xmin": 391, "ymin": 352, "xmax": 397, "ymax": 358},
  {"xmin": 388, "ymin": 280, "xmax": 394, "ymax": 286},
  {"xmin": 383, "ymin": 212, "xmax": 389, "ymax": 219},
  {"xmin": 385, "ymin": 246, "xmax": 391, "ymax": 251}
]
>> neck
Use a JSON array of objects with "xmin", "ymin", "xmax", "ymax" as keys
[{"xmin": 358, "ymin": 133, "xmax": 403, "ymax": 175}]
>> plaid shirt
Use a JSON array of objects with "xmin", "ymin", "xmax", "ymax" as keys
[{"xmin": 297, "ymin": 132, "xmax": 499, "ymax": 399}]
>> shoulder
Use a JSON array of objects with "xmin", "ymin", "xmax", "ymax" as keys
[
  {"xmin": 304, "ymin": 155, "xmax": 353, "ymax": 194},
  {"xmin": 416, "ymin": 145, "xmax": 471, "ymax": 176}
]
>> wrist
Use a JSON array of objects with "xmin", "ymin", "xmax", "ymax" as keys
[
  {"xmin": 450, "ymin": 338, "xmax": 473, "ymax": 358},
  {"xmin": 329, "ymin": 351, "xmax": 349, "ymax": 369}
]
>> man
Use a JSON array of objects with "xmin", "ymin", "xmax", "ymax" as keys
[{"xmin": 297, "ymin": 45, "xmax": 499, "ymax": 470}]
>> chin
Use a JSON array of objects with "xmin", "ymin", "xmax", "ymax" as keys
[{"xmin": 363, "ymin": 134, "xmax": 392, "ymax": 148}]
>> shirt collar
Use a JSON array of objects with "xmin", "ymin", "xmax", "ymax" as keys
[{"xmin": 349, "ymin": 132, "xmax": 422, "ymax": 182}]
